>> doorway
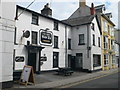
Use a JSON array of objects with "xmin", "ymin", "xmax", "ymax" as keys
[
  {"xmin": 28, "ymin": 52, "xmax": 37, "ymax": 72},
  {"xmin": 68, "ymin": 54, "xmax": 72, "ymax": 68},
  {"xmin": 76, "ymin": 53, "xmax": 83, "ymax": 69}
]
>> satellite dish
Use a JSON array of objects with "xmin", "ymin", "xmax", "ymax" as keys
[{"xmin": 23, "ymin": 30, "xmax": 30, "ymax": 38}]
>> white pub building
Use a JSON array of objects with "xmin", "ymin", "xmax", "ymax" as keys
[{"xmin": 14, "ymin": 2, "xmax": 102, "ymax": 74}]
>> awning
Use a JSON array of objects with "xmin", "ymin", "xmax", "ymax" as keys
[{"xmin": 25, "ymin": 45, "xmax": 45, "ymax": 50}]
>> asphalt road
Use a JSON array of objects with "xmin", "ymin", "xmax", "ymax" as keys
[{"xmin": 67, "ymin": 72, "xmax": 119, "ymax": 88}]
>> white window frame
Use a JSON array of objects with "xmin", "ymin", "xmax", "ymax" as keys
[
  {"xmin": 112, "ymin": 55, "xmax": 116, "ymax": 64},
  {"xmin": 104, "ymin": 36, "xmax": 108, "ymax": 49},
  {"xmin": 103, "ymin": 21, "xmax": 107, "ymax": 32},
  {"xmin": 104, "ymin": 55, "xmax": 109, "ymax": 66},
  {"xmin": 111, "ymin": 28, "xmax": 114, "ymax": 36}
]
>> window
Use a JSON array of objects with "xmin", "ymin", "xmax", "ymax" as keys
[
  {"xmin": 54, "ymin": 21, "xmax": 59, "ymax": 30},
  {"xmin": 78, "ymin": 34, "xmax": 85, "ymax": 45},
  {"xmin": 32, "ymin": 31, "xmax": 38, "ymax": 44},
  {"xmin": 54, "ymin": 36, "xmax": 58, "ymax": 48},
  {"xmin": 104, "ymin": 55, "xmax": 109, "ymax": 65},
  {"xmin": 93, "ymin": 55, "xmax": 101, "ymax": 67},
  {"xmin": 112, "ymin": 55, "xmax": 116, "ymax": 64},
  {"xmin": 91, "ymin": 23, "xmax": 95, "ymax": 31},
  {"xmin": 32, "ymin": 14, "xmax": 39, "ymax": 25},
  {"xmin": 98, "ymin": 37, "xmax": 100, "ymax": 47},
  {"xmin": 103, "ymin": 21, "xmax": 107, "ymax": 32},
  {"xmin": 104, "ymin": 36, "xmax": 108, "ymax": 49},
  {"xmin": 93, "ymin": 34, "xmax": 95, "ymax": 46},
  {"xmin": 53, "ymin": 52, "xmax": 59, "ymax": 68},
  {"xmin": 111, "ymin": 40, "xmax": 114, "ymax": 50},
  {"xmin": 68, "ymin": 38, "xmax": 71, "ymax": 49},
  {"xmin": 110, "ymin": 27, "xmax": 114, "ymax": 36}
]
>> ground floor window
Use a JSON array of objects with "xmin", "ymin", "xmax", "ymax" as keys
[
  {"xmin": 53, "ymin": 52, "xmax": 59, "ymax": 68},
  {"xmin": 104, "ymin": 54, "xmax": 109, "ymax": 65},
  {"xmin": 112, "ymin": 55, "xmax": 116, "ymax": 64},
  {"xmin": 93, "ymin": 54, "xmax": 101, "ymax": 67}
]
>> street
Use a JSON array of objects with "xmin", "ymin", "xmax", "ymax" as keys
[{"xmin": 61, "ymin": 72, "xmax": 119, "ymax": 88}]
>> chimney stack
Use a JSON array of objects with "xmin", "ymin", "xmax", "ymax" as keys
[
  {"xmin": 90, "ymin": 3, "xmax": 96, "ymax": 15},
  {"xmin": 41, "ymin": 3, "xmax": 52, "ymax": 17},
  {"xmin": 79, "ymin": 0, "xmax": 86, "ymax": 7}
]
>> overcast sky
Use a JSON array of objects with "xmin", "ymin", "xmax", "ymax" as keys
[{"xmin": 17, "ymin": 0, "xmax": 119, "ymax": 28}]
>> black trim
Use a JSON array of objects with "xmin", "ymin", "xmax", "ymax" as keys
[
  {"xmin": 13, "ymin": 49, "xmax": 15, "ymax": 70},
  {"xmin": 0, "ymin": 81, "xmax": 13, "ymax": 89},
  {"xmin": 14, "ymin": 27, "xmax": 18, "ymax": 45},
  {"xmin": 16, "ymin": 5, "xmax": 72, "ymax": 26}
]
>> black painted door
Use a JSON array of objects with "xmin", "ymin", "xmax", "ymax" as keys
[{"xmin": 28, "ymin": 53, "xmax": 36, "ymax": 72}]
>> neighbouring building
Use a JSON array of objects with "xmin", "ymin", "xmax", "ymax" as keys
[
  {"xmin": 0, "ymin": 1, "xmax": 16, "ymax": 89},
  {"xmin": 63, "ymin": 1, "xmax": 102, "ymax": 72},
  {"xmin": 95, "ymin": 5, "xmax": 118, "ymax": 70}
]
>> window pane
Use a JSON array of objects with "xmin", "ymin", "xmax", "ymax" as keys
[
  {"xmin": 32, "ymin": 14, "xmax": 38, "ymax": 25},
  {"xmin": 68, "ymin": 39, "xmax": 71, "ymax": 49},
  {"xmin": 79, "ymin": 34, "xmax": 84, "ymax": 45},
  {"xmin": 54, "ymin": 36, "xmax": 58, "ymax": 48},
  {"xmin": 32, "ymin": 31, "xmax": 37, "ymax": 44},
  {"xmin": 54, "ymin": 21, "xmax": 58, "ymax": 30}
]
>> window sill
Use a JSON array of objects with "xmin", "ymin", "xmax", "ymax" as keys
[
  {"xmin": 78, "ymin": 43, "xmax": 85, "ymax": 45},
  {"xmin": 31, "ymin": 23, "xmax": 39, "ymax": 26}
]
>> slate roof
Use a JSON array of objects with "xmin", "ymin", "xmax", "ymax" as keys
[{"xmin": 62, "ymin": 15, "xmax": 95, "ymax": 26}]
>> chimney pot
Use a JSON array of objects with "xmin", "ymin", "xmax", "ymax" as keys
[
  {"xmin": 90, "ymin": 3, "xmax": 96, "ymax": 15},
  {"xmin": 79, "ymin": 0, "xmax": 86, "ymax": 7}
]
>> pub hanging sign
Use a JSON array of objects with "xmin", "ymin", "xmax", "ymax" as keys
[{"xmin": 39, "ymin": 29, "xmax": 53, "ymax": 46}]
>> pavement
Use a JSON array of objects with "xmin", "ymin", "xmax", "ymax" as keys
[{"xmin": 13, "ymin": 68, "xmax": 119, "ymax": 89}]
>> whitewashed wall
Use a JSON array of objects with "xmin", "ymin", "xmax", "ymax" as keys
[
  {"xmin": 0, "ymin": 2, "xmax": 16, "ymax": 83},
  {"xmin": 90, "ymin": 18, "xmax": 102, "ymax": 70},
  {"xmin": 71, "ymin": 25, "xmax": 91, "ymax": 70},
  {"xmin": 15, "ymin": 8, "xmax": 72, "ymax": 71}
]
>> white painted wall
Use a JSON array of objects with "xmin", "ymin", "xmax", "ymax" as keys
[
  {"xmin": 0, "ymin": 1, "xmax": 16, "ymax": 83},
  {"xmin": 71, "ymin": 25, "xmax": 91, "ymax": 70},
  {"xmin": 71, "ymin": 17, "xmax": 102, "ymax": 71},
  {"xmin": 15, "ymin": 7, "xmax": 72, "ymax": 71},
  {"xmin": 90, "ymin": 18, "xmax": 102, "ymax": 70}
]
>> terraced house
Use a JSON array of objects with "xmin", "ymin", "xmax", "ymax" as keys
[
  {"xmin": 95, "ymin": 5, "xmax": 119, "ymax": 70},
  {"xmin": 101, "ymin": 14, "xmax": 118, "ymax": 70}
]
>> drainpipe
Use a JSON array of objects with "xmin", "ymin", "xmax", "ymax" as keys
[
  {"xmin": 87, "ymin": 24, "xmax": 90, "ymax": 58},
  {"xmin": 65, "ymin": 25, "xmax": 68, "ymax": 67}
]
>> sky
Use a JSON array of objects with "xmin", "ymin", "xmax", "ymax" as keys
[{"xmin": 16, "ymin": 0, "xmax": 119, "ymax": 28}]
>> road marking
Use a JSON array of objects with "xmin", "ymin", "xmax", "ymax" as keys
[{"xmin": 58, "ymin": 70, "xmax": 119, "ymax": 88}]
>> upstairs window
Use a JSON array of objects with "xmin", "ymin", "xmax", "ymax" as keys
[
  {"xmin": 91, "ymin": 23, "xmax": 95, "ymax": 31},
  {"xmin": 32, "ymin": 14, "xmax": 39, "ymax": 25},
  {"xmin": 54, "ymin": 21, "xmax": 59, "ymax": 30},
  {"xmin": 54, "ymin": 36, "xmax": 58, "ymax": 48},
  {"xmin": 103, "ymin": 21, "xmax": 107, "ymax": 32},
  {"xmin": 68, "ymin": 38, "xmax": 71, "ymax": 49},
  {"xmin": 32, "ymin": 31, "xmax": 38, "ymax": 44},
  {"xmin": 98, "ymin": 37, "xmax": 100, "ymax": 47},
  {"xmin": 93, "ymin": 34, "xmax": 95, "ymax": 46},
  {"xmin": 104, "ymin": 36, "xmax": 108, "ymax": 49},
  {"xmin": 78, "ymin": 34, "xmax": 85, "ymax": 45}
]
